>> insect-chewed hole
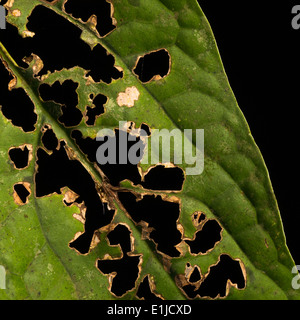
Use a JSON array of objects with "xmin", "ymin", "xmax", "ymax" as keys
[
  {"xmin": 9, "ymin": 145, "xmax": 31, "ymax": 169},
  {"xmin": 0, "ymin": 6, "xmax": 122, "ymax": 83},
  {"xmin": 39, "ymin": 80, "xmax": 82, "ymax": 127},
  {"xmin": 140, "ymin": 123, "xmax": 151, "ymax": 137},
  {"xmin": 193, "ymin": 211, "xmax": 206, "ymax": 225},
  {"xmin": 117, "ymin": 191, "xmax": 182, "ymax": 258},
  {"xmin": 133, "ymin": 49, "xmax": 170, "ymax": 83},
  {"xmin": 85, "ymin": 93, "xmax": 107, "ymax": 126},
  {"xmin": 189, "ymin": 266, "xmax": 201, "ymax": 283},
  {"xmin": 136, "ymin": 275, "xmax": 163, "ymax": 300},
  {"xmin": 71, "ymin": 129, "xmax": 144, "ymax": 186},
  {"xmin": 107, "ymin": 224, "xmax": 132, "ymax": 254},
  {"xmin": 185, "ymin": 219, "xmax": 222, "ymax": 255},
  {"xmin": 96, "ymin": 224, "xmax": 142, "ymax": 297},
  {"xmin": 197, "ymin": 254, "xmax": 246, "ymax": 299},
  {"xmin": 141, "ymin": 165, "xmax": 185, "ymax": 191},
  {"xmin": 97, "ymin": 255, "xmax": 141, "ymax": 297},
  {"xmin": 179, "ymin": 255, "xmax": 246, "ymax": 299},
  {"xmin": 0, "ymin": 60, "xmax": 37, "ymax": 132},
  {"xmin": 13, "ymin": 183, "xmax": 30, "ymax": 204},
  {"xmin": 35, "ymin": 140, "xmax": 114, "ymax": 254},
  {"xmin": 41, "ymin": 125, "xmax": 59, "ymax": 151},
  {"xmin": 64, "ymin": 0, "xmax": 116, "ymax": 37}
]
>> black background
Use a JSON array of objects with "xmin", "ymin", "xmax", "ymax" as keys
[{"xmin": 198, "ymin": 1, "xmax": 300, "ymax": 264}]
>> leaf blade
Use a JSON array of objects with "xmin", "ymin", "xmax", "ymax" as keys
[{"xmin": 0, "ymin": 0, "xmax": 298, "ymax": 300}]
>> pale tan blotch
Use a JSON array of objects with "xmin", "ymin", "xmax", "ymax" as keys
[
  {"xmin": 11, "ymin": 9, "xmax": 21, "ymax": 16},
  {"xmin": 184, "ymin": 262, "xmax": 193, "ymax": 280},
  {"xmin": 8, "ymin": 72, "xmax": 17, "ymax": 90},
  {"xmin": 63, "ymin": 189, "xmax": 79, "ymax": 205},
  {"xmin": 64, "ymin": 188, "xmax": 86, "ymax": 223},
  {"xmin": 117, "ymin": 86, "xmax": 140, "ymax": 108},
  {"xmin": 87, "ymin": 14, "xmax": 98, "ymax": 32},
  {"xmin": 115, "ymin": 65, "xmax": 123, "ymax": 73},
  {"xmin": 73, "ymin": 203, "xmax": 86, "ymax": 225},
  {"xmin": 22, "ymin": 30, "xmax": 35, "ymax": 38},
  {"xmin": 22, "ymin": 54, "xmax": 44, "ymax": 76},
  {"xmin": 192, "ymin": 211, "xmax": 206, "ymax": 228},
  {"xmin": 25, "ymin": 144, "xmax": 34, "ymax": 161},
  {"xmin": 13, "ymin": 182, "xmax": 31, "ymax": 206},
  {"xmin": 108, "ymin": 0, "xmax": 117, "ymax": 28},
  {"xmin": 4, "ymin": 0, "xmax": 14, "ymax": 9},
  {"xmin": 72, "ymin": 212, "xmax": 85, "ymax": 224},
  {"xmin": 90, "ymin": 232, "xmax": 101, "ymax": 250}
]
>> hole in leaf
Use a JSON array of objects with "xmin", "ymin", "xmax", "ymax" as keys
[
  {"xmin": 107, "ymin": 224, "xmax": 132, "ymax": 254},
  {"xmin": 0, "ymin": 6, "xmax": 122, "ymax": 83},
  {"xmin": 96, "ymin": 224, "xmax": 142, "ymax": 297},
  {"xmin": 71, "ymin": 129, "xmax": 144, "ymax": 186},
  {"xmin": 85, "ymin": 93, "xmax": 107, "ymax": 126},
  {"xmin": 136, "ymin": 275, "xmax": 163, "ymax": 300},
  {"xmin": 8, "ymin": 145, "xmax": 32, "ymax": 169},
  {"xmin": 41, "ymin": 125, "xmax": 59, "ymax": 151},
  {"xmin": 140, "ymin": 123, "xmax": 151, "ymax": 137},
  {"xmin": 133, "ymin": 49, "xmax": 171, "ymax": 83},
  {"xmin": 189, "ymin": 266, "xmax": 201, "ymax": 283},
  {"xmin": 13, "ymin": 182, "xmax": 31, "ymax": 205},
  {"xmin": 0, "ymin": 60, "xmax": 37, "ymax": 132},
  {"xmin": 64, "ymin": 0, "xmax": 116, "ymax": 37},
  {"xmin": 117, "ymin": 191, "xmax": 182, "ymax": 258},
  {"xmin": 142, "ymin": 165, "xmax": 185, "ymax": 191},
  {"xmin": 97, "ymin": 255, "xmax": 141, "ymax": 297},
  {"xmin": 185, "ymin": 219, "xmax": 222, "ymax": 255},
  {"xmin": 193, "ymin": 211, "xmax": 206, "ymax": 226},
  {"xmin": 0, "ymin": 23, "xmax": 31, "ymax": 69},
  {"xmin": 27, "ymin": 5, "xmax": 122, "ymax": 82},
  {"xmin": 179, "ymin": 255, "xmax": 246, "ymax": 299},
  {"xmin": 197, "ymin": 254, "xmax": 246, "ymax": 299},
  {"xmin": 39, "ymin": 80, "xmax": 82, "ymax": 127},
  {"xmin": 35, "ymin": 139, "xmax": 115, "ymax": 254}
]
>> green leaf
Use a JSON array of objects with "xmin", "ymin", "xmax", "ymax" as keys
[{"xmin": 0, "ymin": 0, "xmax": 298, "ymax": 300}]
